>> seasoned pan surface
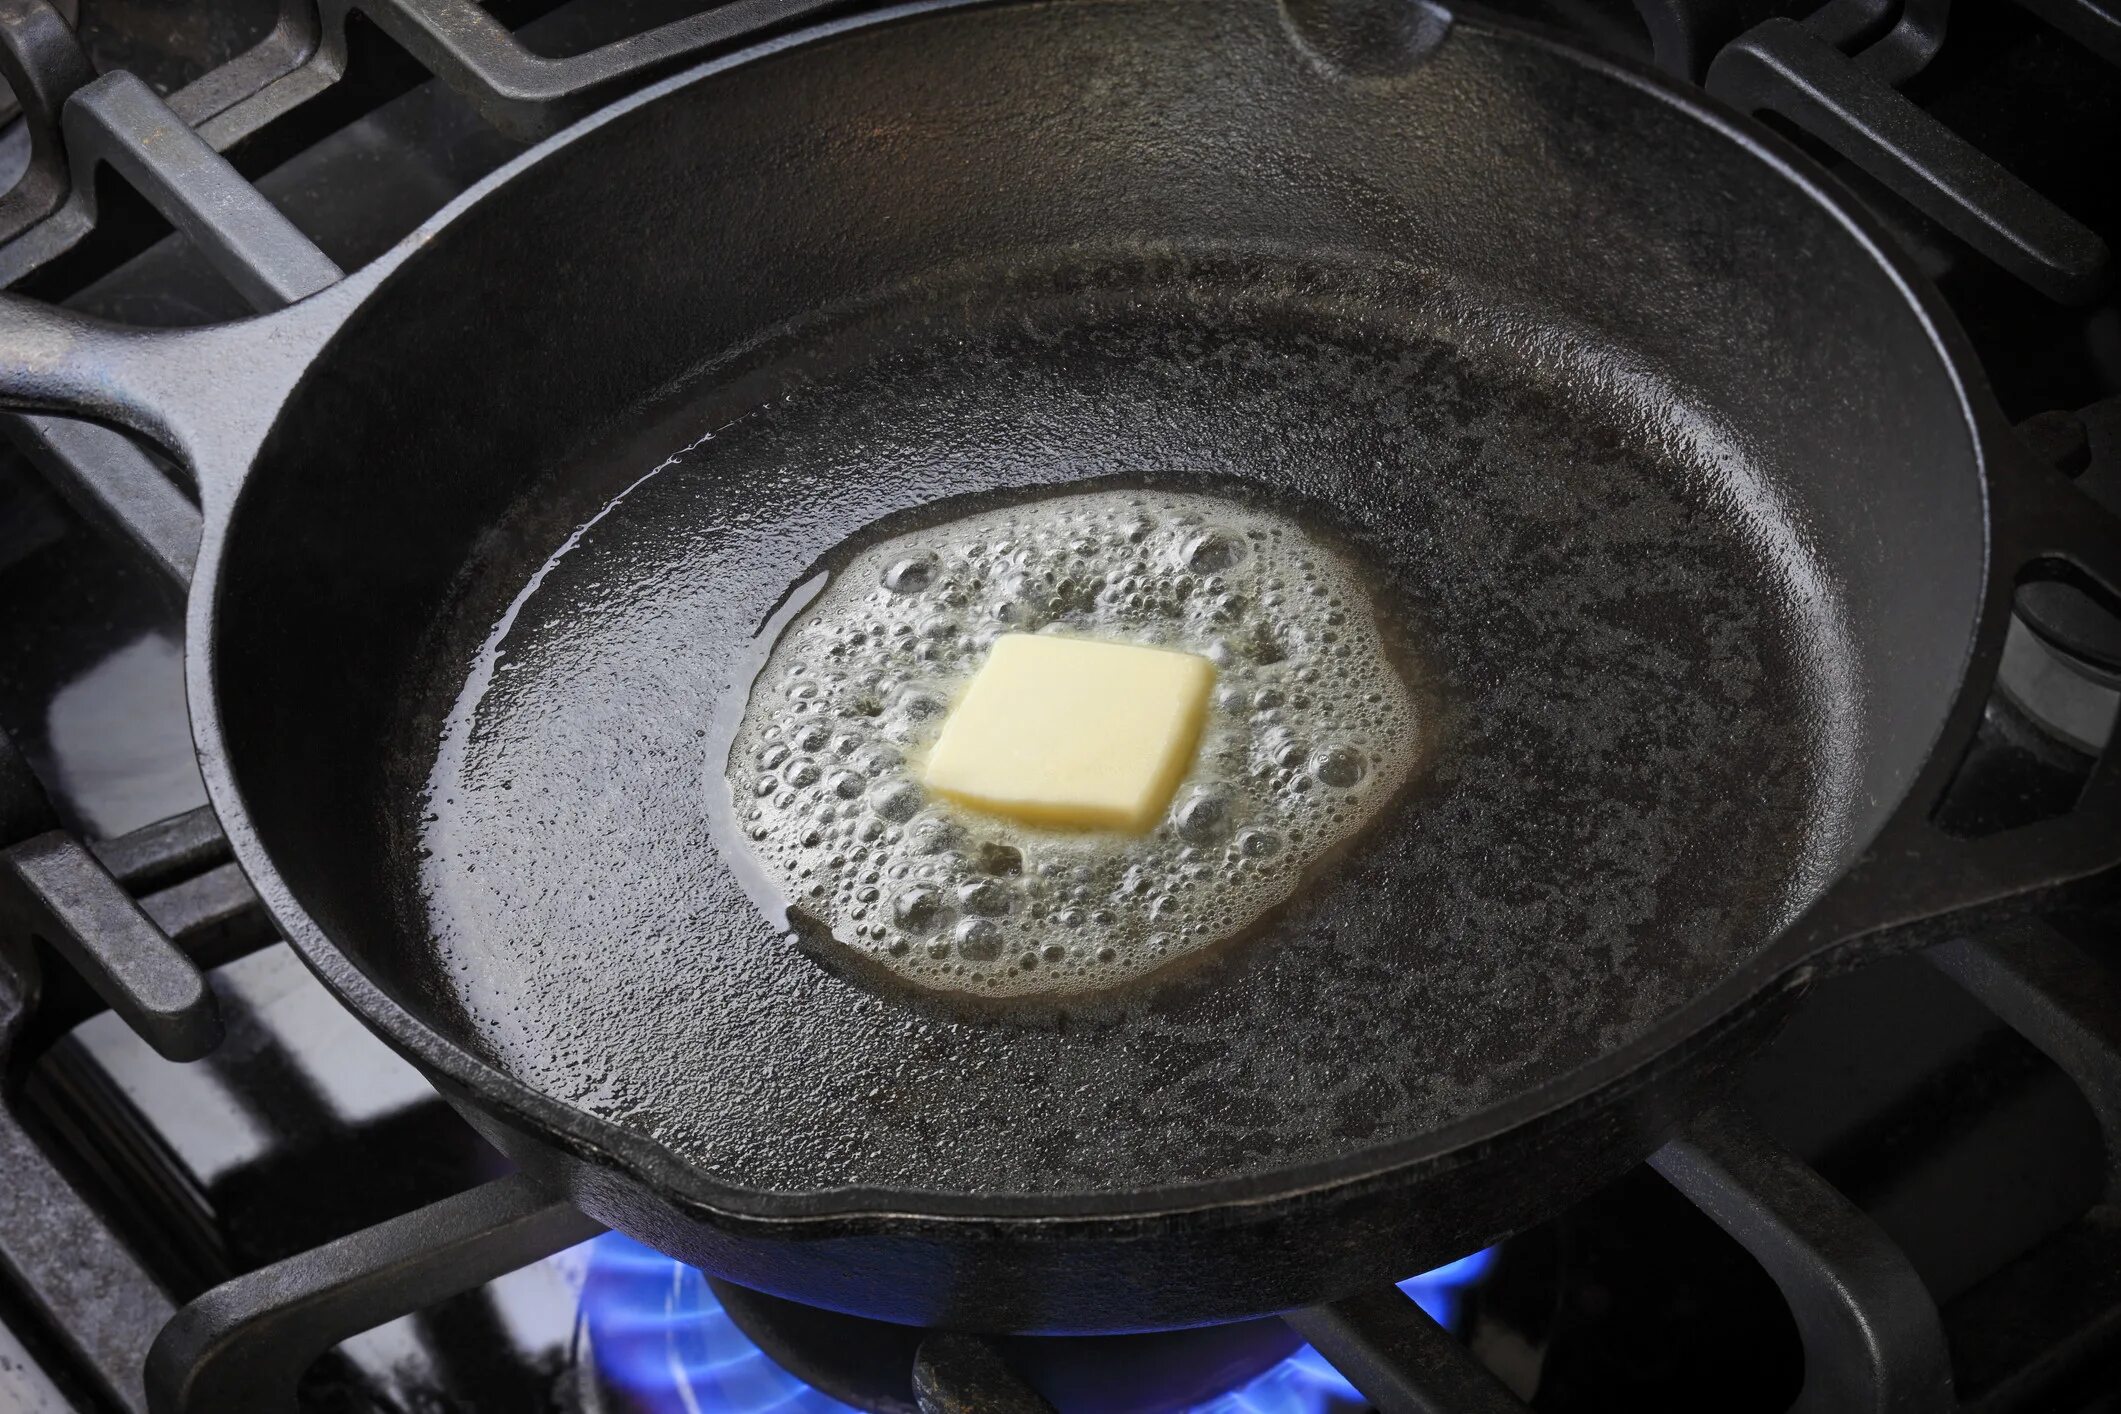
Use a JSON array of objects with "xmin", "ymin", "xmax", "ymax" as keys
[{"xmin": 398, "ymin": 250, "xmax": 1862, "ymax": 1198}]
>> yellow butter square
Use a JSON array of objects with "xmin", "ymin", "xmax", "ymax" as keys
[{"xmin": 921, "ymin": 633, "xmax": 1214, "ymax": 833}]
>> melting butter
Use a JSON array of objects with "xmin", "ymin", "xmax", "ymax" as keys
[{"xmin": 721, "ymin": 489, "xmax": 1421, "ymax": 997}]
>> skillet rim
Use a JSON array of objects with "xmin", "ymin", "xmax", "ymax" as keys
[{"xmin": 189, "ymin": 0, "xmax": 1996, "ymax": 1232}]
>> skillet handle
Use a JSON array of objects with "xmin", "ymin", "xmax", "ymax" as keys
[
  {"xmin": 1794, "ymin": 432, "xmax": 2121, "ymax": 970},
  {"xmin": 0, "ymin": 70, "xmax": 344, "ymax": 547},
  {"xmin": 0, "ymin": 295, "xmax": 210, "ymax": 454}
]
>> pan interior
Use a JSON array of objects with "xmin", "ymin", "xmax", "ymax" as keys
[
  {"xmin": 392, "ymin": 248, "xmax": 1860, "ymax": 1196},
  {"xmin": 207, "ymin": 0, "xmax": 1988, "ymax": 1209}
]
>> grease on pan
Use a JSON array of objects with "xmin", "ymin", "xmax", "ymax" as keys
[{"xmin": 722, "ymin": 490, "xmax": 1422, "ymax": 997}]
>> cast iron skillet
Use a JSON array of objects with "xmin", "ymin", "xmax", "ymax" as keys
[{"xmin": 1, "ymin": 0, "xmax": 2116, "ymax": 1333}]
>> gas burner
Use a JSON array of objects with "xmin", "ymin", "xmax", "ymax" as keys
[
  {"xmin": 1997, "ymin": 398, "xmax": 2121, "ymax": 757},
  {"xmin": 1998, "ymin": 616, "xmax": 2118, "ymax": 757},
  {"xmin": 2010, "ymin": 398, "xmax": 2121, "ymax": 744},
  {"xmin": 576, "ymin": 1234, "xmax": 1496, "ymax": 1414}
]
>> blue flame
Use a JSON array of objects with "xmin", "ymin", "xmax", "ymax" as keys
[
  {"xmin": 1397, "ymin": 1247, "xmax": 1497, "ymax": 1330},
  {"xmin": 1182, "ymin": 1344, "xmax": 1369, "ymax": 1413},
  {"xmin": 582, "ymin": 1235, "xmax": 1494, "ymax": 1413},
  {"xmin": 583, "ymin": 1235, "xmax": 862, "ymax": 1413}
]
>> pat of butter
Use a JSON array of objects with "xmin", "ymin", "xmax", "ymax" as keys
[{"xmin": 922, "ymin": 633, "xmax": 1215, "ymax": 833}]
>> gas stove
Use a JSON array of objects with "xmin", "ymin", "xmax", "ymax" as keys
[{"xmin": 0, "ymin": 1, "xmax": 2117, "ymax": 1411}]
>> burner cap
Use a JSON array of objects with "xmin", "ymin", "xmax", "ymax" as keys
[
  {"xmin": 2014, "ymin": 403, "xmax": 2121, "ymax": 680},
  {"xmin": 708, "ymin": 1278, "xmax": 1302, "ymax": 1414}
]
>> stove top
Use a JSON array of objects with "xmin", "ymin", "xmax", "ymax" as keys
[{"xmin": 1, "ymin": 0, "xmax": 2117, "ymax": 1411}]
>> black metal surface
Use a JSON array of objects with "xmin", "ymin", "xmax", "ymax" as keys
[
  {"xmin": 0, "ymin": 0, "xmax": 2116, "ymax": 1336},
  {"xmin": 2016, "ymin": 396, "xmax": 2121, "ymax": 675},
  {"xmin": 909, "ymin": 1334, "xmax": 1056, "ymax": 1414},
  {"xmin": 0, "ymin": 802, "xmax": 279, "ymax": 1414},
  {"xmin": 105, "ymin": 0, "xmax": 862, "ymax": 164},
  {"xmin": 142, "ymin": 1170, "xmax": 600, "ymax": 1414},
  {"xmin": 1286, "ymin": 1287, "xmax": 1530, "ymax": 1413},
  {"xmin": 1915, "ymin": 922, "xmax": 2121, "ymax": 1411},
  {"xmin": 0, "ymin": 722, "xmax": 56, "ymax": 844},
  {"xmin": 0, "ymin": 0, "xmax": 95, "ymax": 243},
  {"xmin": 1650, "ymin": 1105, "xmax": 1955, "ymax": 1414},
  {"xmin": 283, "ymin": 0, "xmax": 857, "ymax": 142},
  {"xmin": 1627, "ymin": 0, "xmax": 1783, "ymax": 81},
  {"xmin": 0, "ymin": 802, "xmax": 271, "ymax": 1058},
  {"xmin": 1929, "ymin": 927, "xmax": 2121, "ymax": 1196},
  {"xmin": 0, "ymin": 831, "xmax": 219, "ymax": 1060},
  {"xmin": 2013, "ymin": 0, "xmax": 2121, "ymax": 66},
  {"xmin": 0, "ymin": 69, "xmax": 343, "ymax": 300},
  {"xmin": 1847, "ymin": 0, "xmax": 1950, "ymax": 87},
  {"xmin": 0, "ymin": 932, "xmax": 172, "ymax": 1414},
  {"xmin": 90, "ymin": 807, "xmax": 229, "ymax": 891},
  {"xmin": 0, "ymin": 62, "xmax": 339, "ymax": 604},
  {"xmin": 3, "ymin": 418, "xmax": 199, "ymax": 590},
  {"xmin": 0, "ymin": 0, "xmax": 842, "ymax": 282},
  {"xmin": 1706, "ymin": 16, "xmax": 2112, "ymax": 304}
]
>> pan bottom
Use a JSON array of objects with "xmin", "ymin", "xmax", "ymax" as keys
[{"xmin": 392, "ymin": 247, "xmax": 1862, "ymax": 1200}]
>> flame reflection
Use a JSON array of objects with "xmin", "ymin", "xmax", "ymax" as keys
[{"xmin": 582, "ymin": 1235, "xmax": 1494, "ymax": 1413}]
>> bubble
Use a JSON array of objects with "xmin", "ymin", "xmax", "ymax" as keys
[
  {"xmin": 1182, "ymin": 529, "xmax": 1244, "ymax": 573},
  {"xmin": 791, "ymin": 723, "xmax": 830, "ymax": 752},
  {"xmin": 992, "ymin": 571, "xmax": 1048, "ymax": 624},
  {"xmin": 896, "ymin": 689, "xmax": 947, "ymax": 722},
  {"xmin": 946, "ymin": 917, "xmax": 999, "ymax": 960},
  {"xmin": 882, "ymin": 556, "xmax": 936, "ymax": 593},
  {"xmin": 975, "ymin": 842, "xmax": 1023, "ymax": 876},
  {"xmin": 957, "ymin": 879, "xmax": 1011, "ymax": 916},
  {"xmin": 856, "ymin": 743, "xmax": 903, "ymax": 774},
  {"xmin": 870, "ymin": 781, "xmax": 922, "ymax": 822},
  {"xmin": 1237, "ymin": 828, "xmax": 1282, "ymax": 858},
  {"xmin": 783, "ymin": 759, "xmax": 820, "ymax": 788},
  {"xmin": 908, "ymin": 816, "xmax": 960, "ymax": 855},
  {"xmin": 1173, "ymin": 786, "xmax": 1235, "ymax": 845},
  {"xmin": 758, "ymin": 743, "xmax": 789, "ymax": 769},
  {"xmin": 826, "ymin": 770, "xmax": 867, "ymax": 799},
  {"xmin": 893, "ymin": 886, "xmax": 947, "ymax": 933},
  {"xmin": 1311, "ymin": 745, "xmax": 1365, "ymax": 788}
]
